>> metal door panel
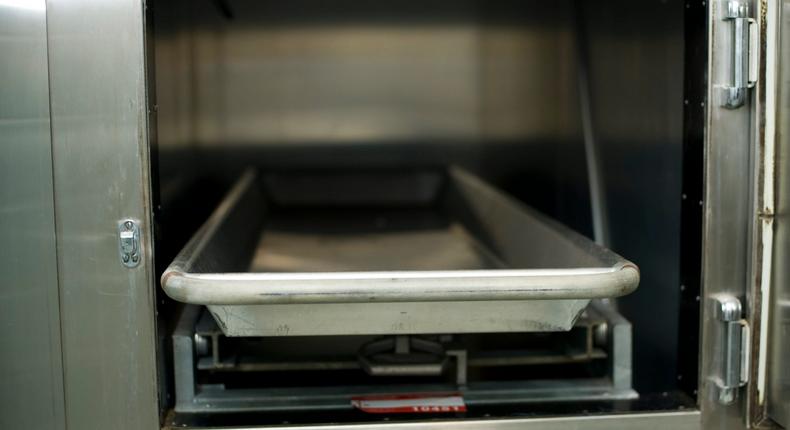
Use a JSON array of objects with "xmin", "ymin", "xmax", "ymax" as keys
[
  {"xmin": 701, "ymin": 0, "xmax": 758, "ymax": 428},
  {"xmin": 0, "ymin": 1, "xmax": 65, "ymax": 429},
  {"xmin": 767, "ymin": 0, "xmax": 790, "ymax": 426},
  {"xmin": 45, "ymin": 0, "xmax": 159, "ymax": 428}
]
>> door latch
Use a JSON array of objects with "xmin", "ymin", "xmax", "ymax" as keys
[
  {"xmin": 720, "ymin": 0, "xmax": 758, "ymax": 109},
  {"xmin": 118, "ymin": 219, "xmax": 141, "ymax": 268},
  {"xmin": 712, "ymin": 295, "xmax": 750, "ymax": 404}
]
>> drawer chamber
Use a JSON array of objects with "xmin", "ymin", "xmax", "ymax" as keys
[{"xmin": 151, "ymin": 0, "xmax": 690, "ymax": 423}]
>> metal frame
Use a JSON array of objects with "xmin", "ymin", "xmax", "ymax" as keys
[
  {"xmin": 45, "ymin": 0, "xmax": 160, "ymax": 428},
  {"xmin": 163, "ymin": 411, "xmax": 701, "ymax": 430},
  {"xmin": 172, "ymin": 302, "xmax": 635, "ymax": 414}
]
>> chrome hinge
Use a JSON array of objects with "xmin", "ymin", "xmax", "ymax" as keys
[
  {"xmin": 118, "ymin": 219, "xmax": 141, "ymax": 268},
  {"xmin": 712, "ymin": 295, "xmax": 750, "ymax": 404},
  {"xmin": 720, "ymin": 0, "xmax": 758, "ymax": 109}
]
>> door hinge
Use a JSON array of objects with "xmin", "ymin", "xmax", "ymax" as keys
[
  {"xmin": 712, "ymin": 295, "xmax": 750, "ymax": 404},
  {"xmin": 118, "ymin": 219, "xmax": 141, "ymax": 268},
  {"xmin": 720, "ymin": 0, "xmax": 758, "ymax": 109}
]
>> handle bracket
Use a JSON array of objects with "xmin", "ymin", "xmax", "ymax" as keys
[
  {"xmin": 712, "ymin": 295, "xmax": 750, "ymax": 404},
  {"xmin": 720, "ymin": 0, "xmax": 758, "ymax": 109}
]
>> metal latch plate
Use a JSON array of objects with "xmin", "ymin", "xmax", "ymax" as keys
[{"xmin": 118, "ymin": 219, "xmax": 141, "ymax": 268}]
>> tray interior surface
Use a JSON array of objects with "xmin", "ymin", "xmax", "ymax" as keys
[{"xmin": 251, "ymin": 208, "xmax": 506, "ymax": 273}]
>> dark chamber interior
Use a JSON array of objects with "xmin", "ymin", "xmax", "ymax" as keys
[{"xmin": 150, "ymin": 0, "xmax": 699, "ymax": 425}]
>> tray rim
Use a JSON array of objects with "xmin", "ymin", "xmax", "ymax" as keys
[{"xmin": 162, "ymin": 168, "xmax": 639, "ymax": 306}]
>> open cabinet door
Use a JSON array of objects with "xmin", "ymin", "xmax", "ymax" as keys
[
  {"xmin": 701, "ymin": 0, "xmax": 761, "ymax": 428},
  {"xmin": 767, "ymin": 1, "xmax": 790, "ymax": 427},
  {"xmin": 712, "ymin": 0, "xmax": 790, "ymax": 427}
]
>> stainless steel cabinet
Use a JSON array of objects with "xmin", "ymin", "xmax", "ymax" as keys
[
  {"xmin": 2, "ymin": 0, "xmax": 789, "ymax": 428},
  {"xmin": 0, "ymin": 2, "xmax": 64, "ymax": 429}
]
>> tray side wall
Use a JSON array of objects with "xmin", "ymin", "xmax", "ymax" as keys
[{"xmin": 208, "ymin": 299, "xmax": 589, "ymax": 336}]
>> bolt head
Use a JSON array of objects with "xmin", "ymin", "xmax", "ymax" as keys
[
  {"xmin": 122, "ymin": 254, "xmax": 130, "ymax": 263},
  {"xmin": 719, "ymin": 388, "xmax": 735, "ymax": 404}
]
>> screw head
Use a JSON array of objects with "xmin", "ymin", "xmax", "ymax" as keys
[
  {"xmin": 124, "ymin": 221, "xmax": 133, "ymax": 229},
  {"xmin": 122, "ymin": 254, "xmax": 130, "ymax": 263}
]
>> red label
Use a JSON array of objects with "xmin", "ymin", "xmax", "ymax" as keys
[{"xmin": 351, "ymin": 393, "xmax": 466, "ymax": 414}]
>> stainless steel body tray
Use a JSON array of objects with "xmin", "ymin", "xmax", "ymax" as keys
[{"xmin": 162, "ymin": 167, "xmax": 639, "ymax": 336}]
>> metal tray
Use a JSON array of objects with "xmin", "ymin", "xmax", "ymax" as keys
[{"xmin": 162, "ymin": 167, "xmax": 639, "ymax": 336}]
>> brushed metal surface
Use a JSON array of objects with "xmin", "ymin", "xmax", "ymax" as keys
[
  {"xmin": 163, "ymin": 411, "xmax": 701, "ymax": 430},
  {"xmin": 205, "ymin": 300, "xmax": 590, "ymax": 337},
  {"xmin": 0, "ymin": 1, "xmax": 65, "ymax": 429},
  {"xmin": 45, "ymin": 0, "xmax": 159, "ymax": 428},
  {"xmin": 152, "ymin": 0, "xmax": 585, "ymax": 201},
  {"xmin": 157, "ymin": 0, "xmax": 578, "ymax": 148},
  {"xmin": 250, "ymin": 224, "xmax": 504, "ymax": 272},
  {"xmin": 700, "ymin": 0, "xmax": 758, "ymax": 428},
  {"xmin": 768, "ymin": 0, "xmax": 790, "ymax": 426}
]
